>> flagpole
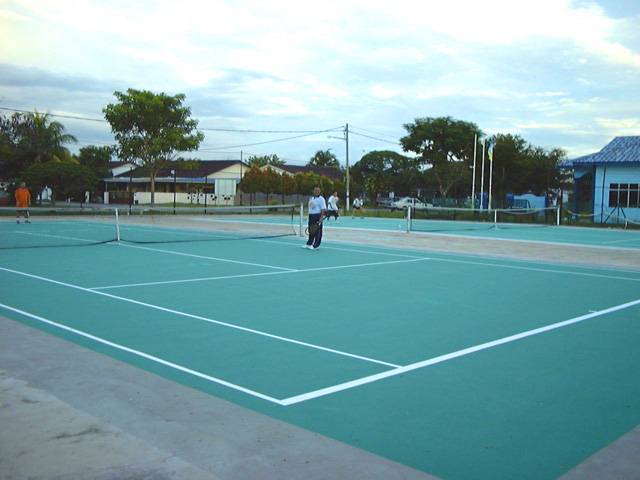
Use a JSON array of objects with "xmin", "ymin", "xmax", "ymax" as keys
[{"xmin": 471, "ymin": 134, "xmax": 477, "ymax": 209}]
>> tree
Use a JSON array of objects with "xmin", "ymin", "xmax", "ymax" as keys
[
  {"xmin": 78, "ymin": 145, "xmax": 113, "ymax": 179},
  {"xmin": 26, "ymin": 111, "xmax": 77, "ymax": 164},
  {"xmin": 351, "ymin": 150, "xmax": 410, "ymax": 199},
  {"xmin": 103, "ymin": 89, "xmax": 204, "ymax": 205},
  {"xmin": 258, "ymin": 168, "xmax": 281, "ymax": 204},
  {"xmin": 280, "ymin": 173, "xmax": 296, "ymax": 203},
  {"xmin": 489, "ymin": 134, "xmax": 570, "ymax": 206},
  {"xmin": 22, "ymin": 162, "xmax": 97, "ymax": 203},
  {"xmin": 0, "ymin": 112, "xmax": 32, "ymax": 178},
  {"xmin": 400, "ymin": 117, "xmax": 482, "ymax": 198},
  {"xmin": 247, "ymin": 154, "xmax": 285, "ymax": 167},
  {"xmin": 308, "ymin": 149, "xmax": 340, "ymax": 169},
  {"xmin": 239, "ymin": 167, "xmax": 263, "ymax": 204},
  {"xmin": 0, "ymin": 111, "xmax": 77, "ymax": 179},
  {"xmin": 294, "ymin": 172, "xmax": 318, "ymax": 197}
]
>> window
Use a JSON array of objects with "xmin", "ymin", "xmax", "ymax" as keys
[{"xmin": 609, "ymin": 183, "xmax": 640, "ymax": 208}]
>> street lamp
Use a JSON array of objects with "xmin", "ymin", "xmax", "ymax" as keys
[
  {"xmin": 171, "ymin": 169, "xmax": 176, "ymax": 214},
  {"xmin": 328, "ymin": 123, "xmax": 350, "ymax": 211},
  {"xmin": 128, "ymin": 166, "xmax": 133, "ymax": 213}
]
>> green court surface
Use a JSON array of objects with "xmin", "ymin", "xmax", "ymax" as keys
[
  {"xmin": 229, "ymin": 213, "xmax": 640, "ymax": 249},
  {"xmin": 1, "ymin": 219, "xmax": 640, "ymax": 479}
]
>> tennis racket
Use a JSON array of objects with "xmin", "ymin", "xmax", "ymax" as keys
[{"xmin": 305, "ymin": 218, "xmax": 324, "ymax": 236}]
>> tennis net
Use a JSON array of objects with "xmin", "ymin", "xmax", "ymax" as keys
[
  {"xmin": 0, "ymin": 204, "xmax": 302, "ymax": 249},
  {"xmin": 406, "ymin": 206, "xmax": 560, "ymax": 233}
]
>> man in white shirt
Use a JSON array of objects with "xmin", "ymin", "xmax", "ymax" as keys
[
  {"xmin": 352, "ymin": 196, "xmax": 364, "ymax": 218},
  {"xmin": 326, "ymin": 191, "xmax": 339, "ymax": 222},
  {"xmin": 304, "ymin": 186, "xmax": 326, "ymax": 250}
]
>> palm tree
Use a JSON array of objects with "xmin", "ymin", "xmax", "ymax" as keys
[{"xmin": 25, "ymin": 111, "xmax": 77, "ymax": 163}]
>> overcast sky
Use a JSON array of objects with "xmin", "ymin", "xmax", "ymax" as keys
[{"xmin": 1, "ymin": 0, "xmax": 639, "ymax": 166}]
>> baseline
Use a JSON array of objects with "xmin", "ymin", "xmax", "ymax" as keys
[
  {"xmin": 0, "ymin": 302, "xmax": 284, "ymax": 405},
  {"xmin": 280, "ymin": 297, "xmax": 640, "ymax": 405}
]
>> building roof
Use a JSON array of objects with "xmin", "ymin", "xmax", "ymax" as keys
[
  {"xmin": 266, "ymin": 164, "xmax": 343, "ymax": 180},
  {"xmin": 112, "ymin": 160, "xmax": 245, "ymax": 180},
  {"xmin": 564, "ymin": 136, "xmax": 640, "ymax": 167}
]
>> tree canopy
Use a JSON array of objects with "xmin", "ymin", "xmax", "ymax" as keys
[
  {"xmin": 103, "ymin": 89, "xmax": 204, "ymax": 205},
  {"xmin": 308, "ymin": 149, "xmax": 340, "ymax": 169},
  {"xmin": 247, "ymin": 154, "xmax": 285, "ymax": 167},
  {"xmin": 400, "ymin": 116, "xmax": 482, "ymax": 198}
]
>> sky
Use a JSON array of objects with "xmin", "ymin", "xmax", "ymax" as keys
[{"xmin": 1, "ymin": 0, "xmax": 639, "ymax": 166}]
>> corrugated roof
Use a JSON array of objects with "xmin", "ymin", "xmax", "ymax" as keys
[
  {"xmin": 278, "ymin": 165, "xmax": 343, "ymax": 180},
  {"xmin": 113, "ymin": 160, "xmax": 245, "ymax": 179},
  {"xmin": 564, "ymin": 136, "xmax": 640, "ymax": 167}
]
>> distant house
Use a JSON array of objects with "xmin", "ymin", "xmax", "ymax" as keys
[
  {"xmin": 103, "ymin": 160, "xmax": 247, "ymax": 205},
  {"xmin": 261, "ymin": 164, "xmax": 343, "ymax": 181},
  {"xmin": 563, "ymin": 136, "xmax": 640, "ymax": 223},
  {"xmin": 108, "ymin": 161, "xmax": 137, "ymax": 177}
]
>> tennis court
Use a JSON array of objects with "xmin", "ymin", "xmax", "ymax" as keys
[
  {"xmin": 1, "ymin": 209, "xmax": 640, "ymax": 479},
  {"xmin": 234, "ymin": 209, "xmax": 640, "ymax": 250}
]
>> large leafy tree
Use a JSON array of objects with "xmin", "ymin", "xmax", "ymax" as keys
[
  {"xmin": 0, "ymin": 111, "xmax": 77, "ymax": 179},
  {"xmin": 78, "ymin": 145, "xmax": 113, "ymax": 179},
  {"xmin": 308, "ymin": 149, "xmax": 340, "ymax": 169},
  {"xmin": 491, "ymin": 134, "xmax": 569, "ymax": 203},
  {"xmin": 400, "ymin": 116, "xmax": 481, "ymax": 198},
  {"xmin": 0, "ymin": 112, "xmax": 31, "ymax": 178},
  {"xmin": 22, "ymin": 162, "xmax": 97, "ymax": 203},
  {"xmin": 351, "ymin": 150, "xmax": 418, "ymax": 199},
  {"xmin": 103, "ymin": 89, "xmax": 204, "ymax": 205}
]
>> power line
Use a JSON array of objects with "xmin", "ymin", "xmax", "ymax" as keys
[
  {"xmin": 198, "ymin": 129, "xmax": 342, "ymax": 151},
  {"xmin": 199, "ymin": 126, "xmax": 343, "ymax": 134},
  {"xmin": 0, "ymin": 106, "xmax": 106, "ymax": 123},
  {"xmin": 0, "ymin": 106, "xmax": 343, "ymax": 134},
  {"xmin": 350, "ymin": 124, "xmax": 403, "ymax": 141},
  {"xmin": 349, "ymin": 130, "xmax": 401, "ymax": 146}
]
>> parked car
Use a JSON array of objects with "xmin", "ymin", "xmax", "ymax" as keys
[{"xmin": 389, "ymin": 197, "xmax": 428, "ymax": 210}]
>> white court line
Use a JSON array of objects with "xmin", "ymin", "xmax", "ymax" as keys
[
  {"xmin": 602, "ymin": 238, "xmax": 640, "ymax": 245},
  {"xmin": 89, "ymin": 257, "xmax": 430, "ymax": 290},
  {"xmin": 0, "ymin": 302, "xmax": 284, "ymax": 405},
  {"xmin": 90, "ymin": 270, "xmax": 292, "ymax": 290},
  {"xmin": 0, "ymin": 266, "xmax": 399, "ymax": 369},
  {"xmin": 254, "ymin": 238, "xmax": 424, "ymax": 259},
  {"xmin": 280, "ymin": 297, "xmax": 640, "ymax": 405},
  {"xmin": 428, "ymin": 257, "xmax": 640, "ymax": 282},
  {"xmin": 116, "ymin": 242, "xmax": 296, "ymax": 271},
  {"xmin": 13, "ymin": 230, "xmax": 640, "ymax": 283},
  {"xmin": 15, "ymin": 231, "xmax": 105, "ymax": 244},
  {"xmin": 16, "ymin": 231, "xmax": 296, "ymax": 272}
]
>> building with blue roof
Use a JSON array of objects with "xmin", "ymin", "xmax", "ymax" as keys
[{"xmin": 562, "ymin": 136, "xmax": 640, "ymax": 224}]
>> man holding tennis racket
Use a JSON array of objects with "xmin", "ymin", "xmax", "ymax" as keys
[{"xmin": 303, "ymin": 186, "xmax": 326, "ymax": 250}]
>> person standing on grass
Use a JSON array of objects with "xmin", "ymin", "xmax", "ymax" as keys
[
  {"xmin": 352, "ymin": 196, "xmax": 364, "ymax": 219},
  {"xmin": 326, "ymin": 191, "xmax": 339, "ymax": 222},
  {"xmin": 303, "ymin": 186, "xmax": 326, "ymax": 250},
  {"xmin": 15, "ymin": 182, "xmax": 31, "ymax": 224}
]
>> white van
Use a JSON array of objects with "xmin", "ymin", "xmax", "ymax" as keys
[{"xmin": 390, "ymin": 197, "xmax": 428, "ymax": 210}]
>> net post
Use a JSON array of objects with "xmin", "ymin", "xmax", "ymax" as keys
[
  {"xmin": 493, "ymin": 209, "xmax": 498, "ymax": 229},
  {"xmin": 406, "ymin": 206, "xmax": 411, "ymax": 233},
  {"xmin": 556, "ymin": 206, "xmax": 560, "ymax": 226},
  {"xmin": 299, "ymin": 202, "xmax": 304, "ymax": 237},
  {"xmin": 114, "ymin": 208, "xmax": 121, "ymax": 242}
]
